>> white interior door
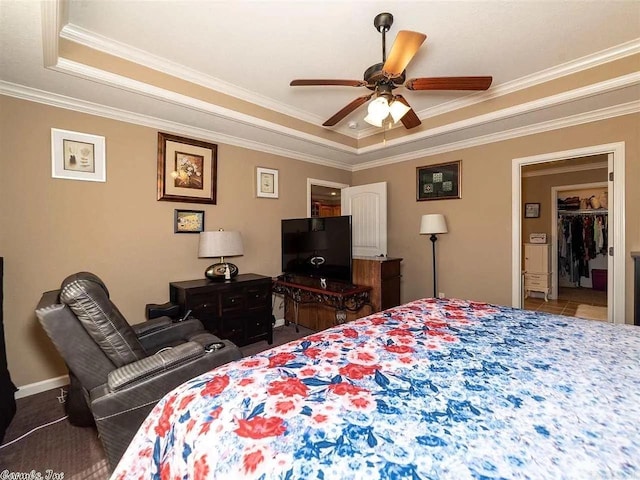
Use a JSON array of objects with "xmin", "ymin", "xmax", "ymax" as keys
[{"xmin": 341, "ymin": 182, "xmax": 387, "ymax": 257}]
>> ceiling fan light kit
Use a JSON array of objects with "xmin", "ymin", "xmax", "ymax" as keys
[{"xmin": 290, "ymin": 12, "xmax": 493, "ymax": 131}]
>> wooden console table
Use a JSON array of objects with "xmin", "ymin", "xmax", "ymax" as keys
[{"xmin": 272, "ymin": 276, "xmax": 372, "ymax": 332}]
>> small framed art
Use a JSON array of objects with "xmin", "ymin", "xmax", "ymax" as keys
[
  {"xmin": 51, "ymin": 128, "xmax": 106, "ymax": 182},
  {"xmin": 174, "ymin": 209, "xmax": 205, "ymax": 233},
  {"xmin": 416, "ymin": 160, "xmax": 461, "ymax": 201},
  {"xmin": 256, "ymin": 167, "xmax": 279, "ymax": 198},
  {"xmin": 524, "ymin": 203, "xmax": 540, "ymax": 218},
  {"xmin": 158, "ymin": 132, "xmax": 217, "ymax": 204}
]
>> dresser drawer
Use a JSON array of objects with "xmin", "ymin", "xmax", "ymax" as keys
[
  {"xmin": 187, "ymin": 293, "xmax": 218, "ymax": 314},
  {"xmin": 246, "ymin": 285, "xmax": 270, "ymax": 309},
  {"xmin": 221, "ymin": 292, "xmax": 245, "ymax": 313},
  {"xmin": 245, "ymin": 315, "xmax": 270, "ymax": 343},
  {"xmin": 525, "ymin": 274, "xmax": 549, "ymax": 289}
]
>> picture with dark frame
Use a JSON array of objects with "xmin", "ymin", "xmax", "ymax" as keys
[
  {"xmin": 416, "ymin": 160, "xmax": 461, "ymax": 201},
  {"xmin": 174, "ymin": 209, "xmax": 205, "ymax": 233},
  {"xmin": 158, "ymin": 132, "xmax": 217, "ymax": 204},
  {"xmin": 524, "ymin": 203, "xmax": 540, "ymax": 218}
]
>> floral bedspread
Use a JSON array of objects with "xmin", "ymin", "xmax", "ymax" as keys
[{"xmin": 111, "ymin": 298, "xmax": 640, "ymax": 479}]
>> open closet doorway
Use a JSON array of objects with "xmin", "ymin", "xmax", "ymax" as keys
[
  {"xmin": 521, "ymin": 156, "xmax": 609, "ymax": 319},
  {"xmin": 511, "ymin": 142, "xmax": 626, "ymax": 324}
]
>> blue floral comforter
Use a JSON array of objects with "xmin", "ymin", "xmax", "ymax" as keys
[{"xmin": 111, "ymin": 298, "xmax": 640, "ymax": 479}]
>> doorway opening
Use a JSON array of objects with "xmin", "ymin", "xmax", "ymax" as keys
[
  {"xmin": 511, "ymin": 142, "xmax": 625, "ymax": 323},
  {"xmin": 521, "ymin": 156, "xmax": 609, "ymax": 319},
  {"xmin": 307, "ymin": 179, "xmax": 348, "ymax": 218}
]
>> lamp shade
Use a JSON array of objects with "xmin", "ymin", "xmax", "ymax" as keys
[
  {"xmin": 419, "ymin": 214, "xmax": 448, "ymax": 235},
  {"xmin": 198, "ymin": 230, "xmax": 244, "ymax": 258}
]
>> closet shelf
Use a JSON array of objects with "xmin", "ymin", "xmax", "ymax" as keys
[{"xmin": 557, "ymin": 209, "xmax": 608, "ymax": 215}]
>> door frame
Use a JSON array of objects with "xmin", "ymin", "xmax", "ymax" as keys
[
  {"xmin": 307, "ymin": 178, "xmax": 349, "ymax": 218},
  {"xmin": 550, "ymin": 181, "xmax": 609, "ymax": 302},
  {"xmin": 511, "ymin": 142, "xmax": 625, "ymax": 323}
]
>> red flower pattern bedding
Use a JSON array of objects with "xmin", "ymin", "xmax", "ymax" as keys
[{"xmin": 111, "ymin": 298, "xmax": 640, "ymax": 479}]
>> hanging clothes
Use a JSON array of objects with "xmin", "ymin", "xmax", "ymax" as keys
[{"xmin": 557, "ymin": 212, "xmax": 608, "ymax": 287}]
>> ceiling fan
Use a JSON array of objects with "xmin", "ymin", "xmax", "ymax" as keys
[{"xmin": 290, "ymin": 12, "xmax": 493, "ymax": 130}]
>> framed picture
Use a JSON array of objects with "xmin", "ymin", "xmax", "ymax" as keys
[
  {"xmin": 416, "ymin": 160, "xmax": 461, "ymax": 201},
  {"xmin": 157, "ymin": 132, "xmax": 217, "ymax": 204},
  {"xmin": 174, "ymin": 209, "xmax": 205, "ymax": 233},
  {"xmin": 256, "ymin": 167, "xmax": 279, "ymax": 199},
  {"xmin": 524, "ymin": 203, "xmax": 540, "ymax": 218},
  {"xmin": 51, "ymin": 128, "xmax": 106, "ymax": 182}
]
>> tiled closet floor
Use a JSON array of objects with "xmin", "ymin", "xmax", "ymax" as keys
[{"xmin": 524, "ymin": 286, "xmax": 607, "ymax": 318}]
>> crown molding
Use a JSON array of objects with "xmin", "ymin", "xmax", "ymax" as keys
[
  {"xmin": 3, "ymin": 80, "xmax": 637, "ymax": 173},
  {"xmin": 49, "ymin": 53, "xmax": 640, "ymax": 159},
  {"xmin": 357, "ymin": 72, "xmax": 640, "ymax": 155},
  {"xmin": 50, "ymin": 57, "xmax": 358, "ymax": 156},
  {"xmin": 521, "ymin": 161, "xmax": 608, "ymax": 178},
  {"xmin": 351, "ymin": 101, "xmax": 640, "ymax": 171},
  {"xmin": 414, "ymin": 38, "xmax": 640, "ymax": 120},
  {"xmin": 58, "ymin": 21, "xmax": 640, "ymax": 141},
  {"xmin": 0, "ymin": 80, "xmax": 353, "ymax": 171},
  {"xmin": 59, "ymin": 23, "xmax": 358, "ymax": 140},
  {"xmin": 356, "ymin": 38, "xmax": 640, "ymax": 139}
]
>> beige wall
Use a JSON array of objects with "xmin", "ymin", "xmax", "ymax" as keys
[
  {"xmin": 353, "ymin": 114, "xmax": 639, "ymax": 321},
  {"xmin": 0, "ymin": 96, "xmax": 351, "ymax": 387},
  {"xmin": 522, "ymin": 166, "xmax": 608, "ymax": 242},
  {"xmin": 1, "ymin": 95, "xmax": 639, "ymax": 389}
]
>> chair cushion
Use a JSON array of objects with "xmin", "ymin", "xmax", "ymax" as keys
[{"xmin": 59, "ymin": 272, "xmax": 146, "ymax": 367}]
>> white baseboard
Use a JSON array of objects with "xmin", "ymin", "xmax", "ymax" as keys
[
  {"xmin": 274, "ymin": 317, "xmax": 285, "ymax": 328},
  {"xmin": 15, "ymin": 374, "xmax": 69, "ymax": 399}
]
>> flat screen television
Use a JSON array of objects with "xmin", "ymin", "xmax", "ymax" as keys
[{"xmin": 281, "ymin": 216, "xmax": 352, "ymax": 283}]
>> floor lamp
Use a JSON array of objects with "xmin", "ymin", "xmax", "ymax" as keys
[{"xmin": 419, "ymin": 214, "xmax": 448, "ymax": 298}]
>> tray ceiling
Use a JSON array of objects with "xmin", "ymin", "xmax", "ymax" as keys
[{"xmin": 1, "ymin": 0, "xmax": 639, "ymax": 170}]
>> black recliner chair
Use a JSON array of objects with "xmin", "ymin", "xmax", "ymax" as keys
[{"xmin": 35, "ymin": 272, "xmax": 242, "ymax": 469}]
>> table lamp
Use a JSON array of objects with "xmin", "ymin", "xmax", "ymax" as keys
[
  {"xmin": 198, "ymin": 230, "xmax": 244, "ymax": 280},
  {"xmin": 419, "ymin": 214, "xmax": 448, "ymax": 297}
]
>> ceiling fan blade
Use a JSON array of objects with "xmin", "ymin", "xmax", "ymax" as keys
[
  {"xmin": 405, "ymin": 76, "xmax": 493, "ymax": 91},
  {"xmin": 291, "ymin": 79, "xmax": 368, "ymax": 87},
  {"xmin": 382, "ymin": 30, "xmax": 427, "ymax": 78},
  {"xmin": 394, "ymin": 95, "xmax": 421, "ymax": 129},
  {"xmin": 323, "ymin": 93, "xmax": 374, "ymax": 126}
]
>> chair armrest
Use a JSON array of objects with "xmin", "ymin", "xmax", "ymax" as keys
[
  {"xmin": 108, "ymin": 342, "xmax": 204, "ymax": 391},
  {"xmin": 145, "ymin": 301, "xmax": 181, "ymax": 320},
  {"xmin": 131, "ymin": 316, "xmax": 173, "ymax": 336},
  {"xmin": 135, "ymin": 318, "xmax": 205, "ymax": 353}
]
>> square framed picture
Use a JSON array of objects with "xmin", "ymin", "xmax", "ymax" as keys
[
  {"xmin": 51, "ymin": 128, "xmax": 106, "ymax": 182},
  {"xmin": 524, "ymin": 203, "xmax": 540, "ymax": 218},
  {"xmin": 174, "ymin": 209, "xmax": 205, "ymax": 233},
  {"xmin": 416, "ymin": 160, "xmax": 461, "ymax": 201},
  {"xmin": 256, "ymin": 167, "xmax": 279, "ymax": 198},
  {"xmin": 158, "ymin": 132, "xmax": 217, "ymax": 204}
]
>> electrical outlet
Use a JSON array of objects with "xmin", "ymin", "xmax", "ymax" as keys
[{"xmin": 438, "ymin": 292, "xmax": 445, "ymax": 299}]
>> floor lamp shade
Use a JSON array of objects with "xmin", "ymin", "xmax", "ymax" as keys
[
  {"xmin": 419, "ymin": 214, "xmax": 448, "ymax": 235},
  {"xmin": 419, "ymin": 214, "xmax": 448, "ymax": 298},
  {"xmin": 198, "ymin": 230, "xmax": 243, "ymax": 280}
]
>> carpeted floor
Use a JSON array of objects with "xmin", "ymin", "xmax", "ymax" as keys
[{"xmin": 0, "ymin": 323, "xmax": 314, "ymax": 478}]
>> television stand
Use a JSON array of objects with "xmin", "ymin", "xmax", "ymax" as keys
[{"xmin": 272, "ymin": 276, "xmax": 372, "ymax": 332}]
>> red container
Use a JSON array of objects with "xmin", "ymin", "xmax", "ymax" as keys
[{"xmin": 592, "ymin": 269, "xmax": 607, "ymax": 291}]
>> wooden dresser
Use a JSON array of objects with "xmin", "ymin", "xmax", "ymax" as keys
[
  {"xmin": 285, "ymin": 257, "xmax": 402, "ymax": 331},
  {"xmin": 170, "ymin": 273, "xmax": 272, "ymax": 346},
  {"xmin": 524, "ymin": 243, "xmax": 551, "ymax": 301}
]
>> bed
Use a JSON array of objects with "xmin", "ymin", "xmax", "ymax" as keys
[{"xmin": 111, "ymin": 298, "xmax": 640, "ymax": 479}]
